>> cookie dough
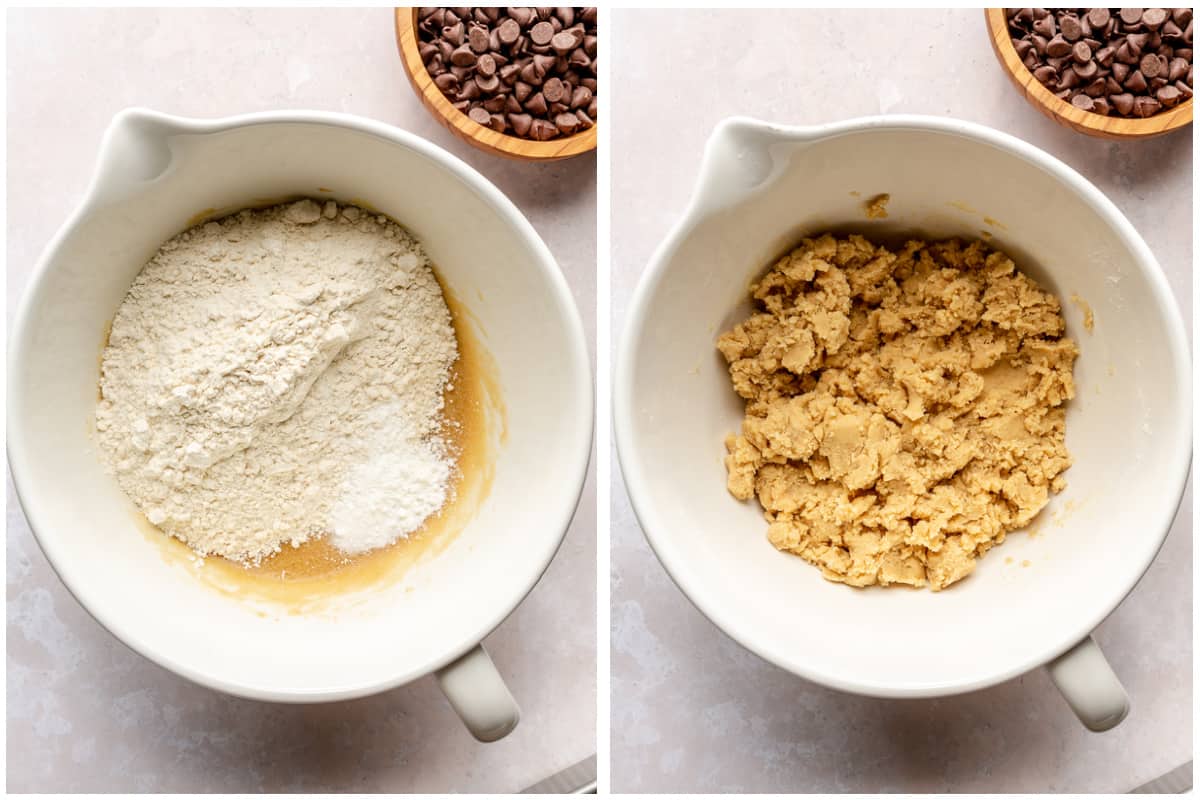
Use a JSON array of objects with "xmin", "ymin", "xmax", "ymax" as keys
[{"xmin": 718, "ymin": 234, "xmax": 1077, "ymax": 591}]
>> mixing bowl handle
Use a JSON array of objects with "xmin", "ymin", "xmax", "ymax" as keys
[
  {"xmin": 435, "ymin": 643, "xmax": 521, "ymax": 742},
  {"xmin": 1045, "ymin": 635, "xmax": 1129, "ymax": 732}
]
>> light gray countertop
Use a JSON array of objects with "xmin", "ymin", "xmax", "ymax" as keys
[
  {"xmin": 6, "ymin": 8, "xmax": 595, "ymax": 793},
  {"xmin": 611, "ymin": 8, "xmax": 1192, "ymax": 794}
]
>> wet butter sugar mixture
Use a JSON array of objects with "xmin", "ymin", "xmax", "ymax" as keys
[{"xmin": 718, "ymin": 234, "xmax": 1077, "ymax": 590}]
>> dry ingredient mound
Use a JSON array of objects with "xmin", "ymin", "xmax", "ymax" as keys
[
  {"xmin": 718, "ymin": 234, "xmax": 1077, "ymax": 591},
  {"xmin": 95, "ymin": 199, "xmax": 459, "ymax": 564}
]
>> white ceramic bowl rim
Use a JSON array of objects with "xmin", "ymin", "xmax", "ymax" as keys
[
  {"xmin": 615, "ymin": 113, "xmax": 1191, "ymax": 699},
  {"xmin": 8, "ymin": 108, "xmax": 594, "ymax": 702}
]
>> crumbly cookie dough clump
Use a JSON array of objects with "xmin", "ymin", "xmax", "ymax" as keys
[{"xmin": 718, "ymin": 234, "xmax": 1077, "ymax": 591}]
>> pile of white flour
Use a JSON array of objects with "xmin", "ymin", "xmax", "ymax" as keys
[{"xmin": 95, "ymin": 199, "xmax": 459, "ymax": 564}]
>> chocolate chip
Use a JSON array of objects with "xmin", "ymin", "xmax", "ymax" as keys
[
  {"xmin": 518, "ymin": 60, "xmax": 541, "ymax": 85},
  {"xmin": 530, "ymin": 20, "xmax": 554, "ymax": 45},
  {"xmin": 457, "ymin": 78, "xmax": 480, "ymax": 101},
  {"xmin": 1126, "ymin": 68, "xmax": 1149, "ymax": 91},
  {"xmin": 1088, "ymin": 8, "xmax": 1111, "ymax": 28},
  {"xmin": 506, "ymin": 7, "xmax": 534, "ymax": 25},
  {"xmin": 467, "ymin": 25, "xmax": 489, "ymax": 53},
  {"xmin": 1140, "ymin": 51, "xmax": 1166, "ymax": 76},
  {"xmin": 525, "ymin": 91, "xmax": 548, "ymax": 115},
  {"xmin": 1058, "ymin": 69, "xmax": 1082, "ymax": 89},
  {"xmin": 551, "ymin": 30, "xmax": 578, "ymax": 54},
  {"xmin": 433, "ymin": 72, "xmax": 459, "ymax": 93},
  {"xmin": 570, "ymin": 85, "xmax": 593, "ymax": 108},
  {"xmin": 442, "ymin": 22, "xmax": 464, "ymax": 46},
  {"xmin": 1061, "ymin": 14, "xmax": 1084, "ymax": 40},
  {"xmin": 1074, "ymin": 59, "xmax": 1099, "ymax": 79},
  {"xmin": 1111, "ymin": 91, "xmax": 1136, "ymax": 113},
  {"xmin": 529, "ymin": 118, "xmax": 558, "ymax": 140},
  {"xmin": 1134, "ymin": 94, "xmax": 1164, "ymax": 114},
  {"xmin": 554, "ymin": 112, "xmax": 580, "ymax": 135},
  {"xmin": 1072, "ymin": 93, "xmax": 1095, "ymax": 110},
  {"xmin": 508, "ymin": 112, "xmax": 533, "ymax": 136},
  {"xmin": 569, "ymin": 48, "xmax": 591, "ymax": 69},
  {"xmin": 1073, "ymin": 40, "xmax": 1093, "ymax": 62},
  {"xmin": 1033, "ymin": 64, "xmax": 1057, "ymax": 83},
  {"xmin": 467, "ymin": 106, "xmax": 491, "ymax": 126},
  {"xmin": 1046, "ymin": 34, "xmax": 1072, "ymax": 56},
  {"xmin": 1142, "ymin": 8, "xmax": 1169, "ymax": 29},
  {"xmin": 1033, "ymin": 15, "xmax": 1056, "ymax": 37},
  {"xmin": 1156, "ymin": 83, "xmax": 1184, "ymax": 104},
  {"xmin": 1120, "ymin": 8, "xmax": 1145, "ymax": 25},
  {"xmin": 450, "ymin": 43, "xmax": 476, "ymax": 66},
  {"xmin": 542, "ymin": 76, "xmax": 566, "ymax": 103},
  {"xmin": 495, "ymin": 18, "xmax": 518, "ymax": 46},
  {"xmin": 1092, "ymin": 96, "xmax": 1112, "ymax": 114}
]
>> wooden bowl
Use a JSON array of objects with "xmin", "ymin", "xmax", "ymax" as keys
[
  {"xmin": 394, "ymin": 7, "xmax": 597, "ymax": 161},
  {"xmin": 985, "ymin": 8, "xmax": 1193, "ymax": 139}
]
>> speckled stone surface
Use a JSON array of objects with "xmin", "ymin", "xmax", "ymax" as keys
[
  {"xmin": 6, "ymin": 8, "xmax": 595, "ymax": 793},
  {"xmin": 611, "ymin": 8, "xmax": 1191, "ymax": 794}
]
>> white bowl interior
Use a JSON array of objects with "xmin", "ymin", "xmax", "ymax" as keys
[
  {"xmin": 621, "ymin": 123, "xmax": 1189, "ymax": 695},
  {"xmin": 9, "ymin": 115, "xmax": 590, "ymax": 698}
]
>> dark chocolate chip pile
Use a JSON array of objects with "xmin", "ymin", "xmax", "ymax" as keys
[
  {"xmin": 1006, "ymin": 8, "xmax": 1193, "ymax": 117},
  {"xmin": 417, "ymin": 7, "xmax": 598, "ymax": 141}
]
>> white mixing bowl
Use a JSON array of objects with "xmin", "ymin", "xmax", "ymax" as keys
[
  {"xmin": 615, "ymin": 115, "xmax": 1189, "ymax": 731},
  {"xmin": 8, "ymin": 109, "xmax": 593, "ymax": 741}
]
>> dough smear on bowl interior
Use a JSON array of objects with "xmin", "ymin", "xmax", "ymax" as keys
[{"xmin": 718, "ymin": 234, "xmax": 1078, "ymax": 591}]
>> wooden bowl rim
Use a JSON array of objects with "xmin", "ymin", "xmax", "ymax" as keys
[
  {"xmin": 395, "ymin": 7, "xmax": 597, "ymax": 161},
  {"xmin": 985, "ymin": 7, "xmax": 1193, "ymax": 139}
]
